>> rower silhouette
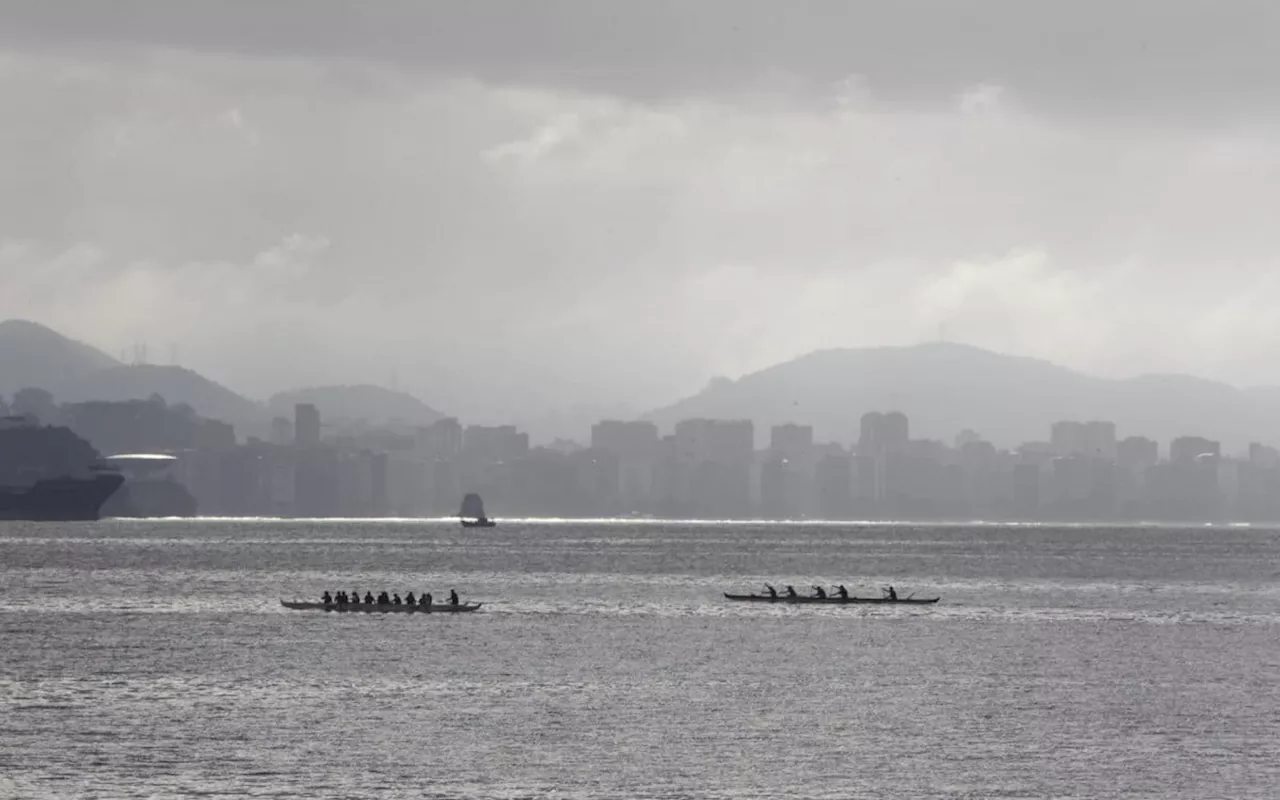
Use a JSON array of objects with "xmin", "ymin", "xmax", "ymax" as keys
[
  {"xmin": 834, "ymin": 584, "xmax": 849, "ymax": 600},
  {"xmin": 885, "ymin": 586, "xmax": 898, "ymax": 601},
  {"xmin": 812, "ymin": 586, "xmax": 827, "ymax": 599},
  {"xmin": 785, "ymin": 585, "xmax": 798, "ymax": 598},
  {"xmin": 321, "ymin": 591, "xmax": 332, "ymax": 605},
  {"xmin": 449, "ymin": 589, "xmax": 459, "ymax": 607},
  {"xmin": 764, "ymin": 584, "xmax": 778, "ymax": 598},
  {"xmin": 421, "ymin": 592, "xmax": 433, "ymax": 609}
]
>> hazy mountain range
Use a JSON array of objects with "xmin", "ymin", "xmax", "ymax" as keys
[
  {"xmin": 0, "ymin": 319, "xmax": 120, "ymax": 389},
  {"xmin": 647, "ymin": 342, "xmax": 1280, "ymax": 450},
  {"xmin": 5, "ymin": 318, "xmax": 1280, "ymax": 451},
  {"xmin": 0, "ymin": 320, "xmax": 447, "ymax": 435}
]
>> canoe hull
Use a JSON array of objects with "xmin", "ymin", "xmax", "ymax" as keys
[
  {"xmin": 281, "ymin": 600, "xmax": 484, "ymax": 613},
  {"xmin": 723, "ymin": 593, "xmax": 939, "ymax": 605}
]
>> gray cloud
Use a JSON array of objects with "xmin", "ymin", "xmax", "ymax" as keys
[
  {"xmin": 5, "ymin": 1, "xmax": 1280, "ymax": 120},
  {"xmin": 3, "ymin": 5, "xmax": 1280, "ymax": 439}
]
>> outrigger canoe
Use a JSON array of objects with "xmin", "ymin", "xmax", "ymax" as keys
[
  {"xmin": 280, "ymin": 600, "xmax": 484, "ymax": 613},
  {"xmin": 723, "ymin": 593, "xmax": 939, "ymax": 605}
]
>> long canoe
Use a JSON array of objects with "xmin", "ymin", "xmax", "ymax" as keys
[
  {"xmin": 281, "ymin": 600, "xmax": 484, "ymax": 613},
  {"xmin": 723, "ymin": 593, "xmax": 939, "ymax": 605}
]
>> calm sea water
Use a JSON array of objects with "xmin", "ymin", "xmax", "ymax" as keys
[{"xmin": 1, "ymin": 519, "xmax": 1278, "ymax": 799}]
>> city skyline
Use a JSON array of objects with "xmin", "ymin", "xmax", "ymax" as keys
[{"xmin": 5, "ymin": 384, "xmax": 1278, "ymax": 523}]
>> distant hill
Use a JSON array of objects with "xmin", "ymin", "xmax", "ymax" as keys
[
  {"xmin": 644, "ymin": 342, "xmax": 1280, "ymax": 451},
  {"xmin": 52, "ymin": 364, "xmax": 266, "ymax": 430},
  {"xmin": 268, "ymin": 385, "xmax": 447, "ymax": 427},
  {"xmin": 0, "ymin": 319, "xmax": 120, "ymax": 398}
]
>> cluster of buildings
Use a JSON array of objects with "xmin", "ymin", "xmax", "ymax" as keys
[
  {"xmin": 150, "ymin": 404, "xmax": 1280, "ymax": 522},
  {"xmin": 8, "ymin": 386, "xmax": 1280, "ymax": 521},
  {"xmin": 585, "ymin": 413, "xmax": 1278, "ymax": 522}
]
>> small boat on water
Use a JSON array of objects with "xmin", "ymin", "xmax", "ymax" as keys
[
  {"xmin": 280, "ymin": 600, "xmax": 484, "ymax": 613},
  {"xmin": 459, "ymin": 492, "xmax": 496, "ymax": 528},
  {"xmin": 723, "ymin": 593, "xmax": 939, "ymax": 605}
]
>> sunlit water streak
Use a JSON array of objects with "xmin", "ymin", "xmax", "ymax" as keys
[{"xmin": 2, "ymin": 519, "xmax": 1279, "ymax": 798}]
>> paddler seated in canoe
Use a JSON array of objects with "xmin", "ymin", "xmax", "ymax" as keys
[
  {"xmin": 364, "ymin": 591, "xmax": 375, "ymax": 604},
  {"xmin": 884, "ymin": 586, "xmax": 898, "ymax": 600},
  {"xmin": 834, "ymin": 585, "xmax": 849, "ymax": 600},
  {"xmin": 449, "ymin": 589, "xmax": 459, "ymax": 606},
  {"xmin": 377, "ymin": 591, "xmax": 391, "ymax": 605},
  {"xmin": 764, "ymin": 584, "xmax": 778, "ymax": 598},
  {"xmin": 352, "ymin": 590, "xmax": 362, "ymax": 605},
  {"xmin": 811, "ymin": 585, "xmax": 827, "ymax": 599},
  {"xmin": 321, "ymin": 590, "xmax": 333, "ymax": 605},
  {"xmin": 420, "ymin": 592, "xmax": 432, "ymax": 608},
  {"xmin": 784, "ymin": 585, "xmax": 798, "ymax": 598},
  {"xmin": 405, "ymin": 591, "xmax": 416, "ymax": 605},
  {"xmin": 392, "ymin": 593, "xmax": 402, "ymax": 605}
]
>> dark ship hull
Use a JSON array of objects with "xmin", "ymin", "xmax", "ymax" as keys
[{"xmin": 0, "ymin": 472, "xmax": 126, "ymax": 521}]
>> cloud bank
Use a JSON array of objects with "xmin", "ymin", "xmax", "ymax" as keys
[{"xmin": 3, "ymin": 7, "xmax": 1280, "ymax": 437}]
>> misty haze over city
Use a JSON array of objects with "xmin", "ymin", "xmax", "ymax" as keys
[{"xmin": 6, "ymin": 2, "xmax": 1280, "ymax": 434}]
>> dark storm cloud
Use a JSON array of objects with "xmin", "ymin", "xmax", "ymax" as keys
[{"xmin": 5, "ymin": 0, "xmax": 1280, "ymax": 120}]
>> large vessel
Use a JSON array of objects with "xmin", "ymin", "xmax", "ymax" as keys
[{"xmin": 0, "ymin": 470, "xmax": 126, "ymax": 521}]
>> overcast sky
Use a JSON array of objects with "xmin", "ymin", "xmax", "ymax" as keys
[{"xmin": 4, "ymin": 1, "xmax": 1280, "ymax": 429}]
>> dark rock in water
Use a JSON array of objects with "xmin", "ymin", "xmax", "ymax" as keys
[{"xmin": 101, "ymin": 479, "xmax": 198, "ymax": 518}]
